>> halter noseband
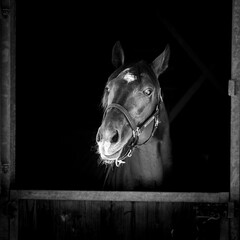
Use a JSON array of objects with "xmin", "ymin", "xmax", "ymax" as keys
[{"xmin": 104, "ymin": 100, "xmax": 161, "ymax": 166}]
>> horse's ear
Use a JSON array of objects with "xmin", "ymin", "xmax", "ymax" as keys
[
  {"xmin": 151, "ymin": 45, "xmax": 170, "ymax": 78},
  {"xmin": 112, "ymin": 41, "xmax": 125, "ymax": 68}
]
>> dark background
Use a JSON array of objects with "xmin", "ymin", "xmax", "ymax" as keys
[{"xmin": 17, "ymin": 1, "xmax": 232, "ymax": 191}]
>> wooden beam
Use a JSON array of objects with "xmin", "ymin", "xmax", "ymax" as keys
[
  {"xmin": 169, "ymin": 74, "xmax": 205, "ymax": 122},
  {"xmin": 0, "ymin": 3, "xmax": 11, "ymax": 197},
  {"xmin": 0, "ymin": 1, "xmax": 16, "ymax": 240},
  {"xmin": 158, "ymin": 16, "xmax": 225, "ymax": 96},
  {"xmin": 230, "ymin": 0, "xmax": 240, "ymax": 239},
  {"xmin": 11, "ymin": 190, "xmax": 229, "ymax": 203},
  {"xmin": 230, "ymin": 0, "xmax": 240, "ymax": 205}
]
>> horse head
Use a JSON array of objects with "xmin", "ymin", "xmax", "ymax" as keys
[{"xmin": 96, "ymin": 42, "xmax": 170, "ymax": 166}]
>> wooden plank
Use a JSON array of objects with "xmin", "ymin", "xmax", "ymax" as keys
[
  {"xmin": 9, "ymin": 200, "xmax": 18, "ymax": 240},
  {"xmin": 17, "ymin": 200, "xmax": 226, "ymax": 239},
  {"xmin": 10, "ymin": 0, "xmax": 16, "ymax": 188},
  {"xmin": 11, "ymin": 190, "xmax": 229, "ymax": 203}
]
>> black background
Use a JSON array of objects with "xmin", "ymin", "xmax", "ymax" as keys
[{"xmin": 17, "ymin": 1, "xmax": 232, "ymax": 191}]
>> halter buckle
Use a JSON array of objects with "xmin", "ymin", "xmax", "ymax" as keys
[
  {"xmin": 127, "ymin": 149, "xmax": 133, "ymax": 157},
  {"xmin": 133, "ymin": 127, "xmax": 141, "ymax": 138},
  {"xmin": 155, "ymin": 118, "xmax": 160, "ymax": 128}
]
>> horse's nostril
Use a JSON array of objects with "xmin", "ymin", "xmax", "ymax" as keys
[{"xmin": 111, "ymin": 130, "xmax": 119, "ymax": 144}]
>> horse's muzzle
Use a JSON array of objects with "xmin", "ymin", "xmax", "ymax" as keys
[{"xmin": 96, "ymin": 127, "xmax": 119, "ymax": 144}]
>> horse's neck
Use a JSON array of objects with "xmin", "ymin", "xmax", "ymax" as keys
[
  {"xmin": 128, "ymin": 139, "xmax": 164, "ymax": 187},
  {"xmin": 103, "ymin": 139, "xmax": 162, "ymax": 190}
]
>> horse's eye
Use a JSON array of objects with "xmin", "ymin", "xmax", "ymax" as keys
[{"xmin": 143, "ymin": 88, "xmax": 153, "ymax": 96}]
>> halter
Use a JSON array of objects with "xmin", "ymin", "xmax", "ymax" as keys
[
  {"xmin": 101, "ymin": 62, "xmax": 164, "ymax": 167},
  {"xmin": 104, "ymin": 97, "xmax": 161, "ymax": 167}
]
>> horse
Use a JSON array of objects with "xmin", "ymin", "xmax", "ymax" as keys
[{"xmin": 96, "ymin": 42, "xmax": 172, "ymax": 191}]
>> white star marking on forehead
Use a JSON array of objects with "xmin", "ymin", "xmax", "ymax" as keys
[{"xmin": 118, "ymin": 68, "xmax": 137, "ymax": 83}]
